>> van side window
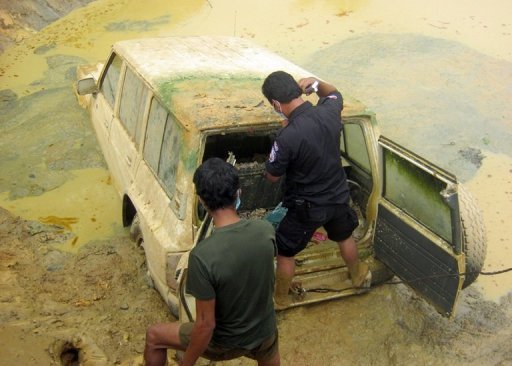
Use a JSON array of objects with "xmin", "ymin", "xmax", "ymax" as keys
[
  {"xmin": 144, "ymin": 98, "xmax": 181, "ymax": 197},
  {"xmin": 100, "ymin": 53, "xmax": 122, "ymax": 107},
  {"xmin": 119, "ymin": 67, "xmax": 149, "ymax": 143},
  {"xmin": 144, "ymin": 98, "xmax": 167, "ymax": 173},
  {"xmin": 159, "ymin": 113, "xmax": 181, "ymax": 197},
  {"xmin": 341, "ymin": 123, "xmax": 371, "ymax": 173}
]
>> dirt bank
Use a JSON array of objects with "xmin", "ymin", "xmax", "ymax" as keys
[
  {"xmin": 0, "ymin": 207, "xmax": 172, "ymax": 365},
  {"xmin": 0, "ymin": 0, "xmax": 94, "ymax": 53}
]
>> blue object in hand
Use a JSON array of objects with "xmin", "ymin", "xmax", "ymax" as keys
[{"xmin": 264, "ymin": 202, "xmax": 288, "ymax": 229}]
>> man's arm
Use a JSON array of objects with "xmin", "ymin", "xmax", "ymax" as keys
[
  {"xmin": 181, "ymin": 298, "xmax": 216, "ymax": 366},
  {"xmin": 298, "ymin": 77, "xmax": 338, "ymax": 98},
  {"xmin": 265, "ymin": 139, "xmax": 287, "ymax": 183},
  {"xmin": 265, "ymin": 171, "xmax": 281, "ymax": 183}
]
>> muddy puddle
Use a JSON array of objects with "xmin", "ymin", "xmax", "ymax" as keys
[
  {"xmin": 0, "ymin": 0, "xmax": 511, "ymax": 365},
  {"xmin": 0, "ymin": 168, "xmax": 122, "ymax": 252}
]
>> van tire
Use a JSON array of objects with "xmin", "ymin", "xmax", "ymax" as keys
[
  {"xmin": 129, "ymin": 214, "xmax": 143, "ymax": 245},
  {"xmin": 459, "ymin": 184, "xmax": 487, "ymax": 289},
  {"xmin": 129, "ymin": 214, "xmax": 155, "ymax": 289}
]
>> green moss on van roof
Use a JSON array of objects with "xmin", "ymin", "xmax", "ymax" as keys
[
  {"xmin": 155, "ymin": 75, "xmax": 275, "ymax": 132},
  {"xmin": 156, "ymin": 74, "xmax": 264, "ymax": 100}
]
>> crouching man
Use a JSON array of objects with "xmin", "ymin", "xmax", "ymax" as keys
[{"xmin": 144, "ymin": 157, "xmax": 280, "ymax": 366}]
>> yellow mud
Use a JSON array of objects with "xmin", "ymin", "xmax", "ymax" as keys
[
  {"xmin": 0, "ymin": 168, "xmax": 121, "ymax": 253},
  {"xmin": 0, "ymin": 0, "xmax": 204, "ymax": 95},
  {"xmin": 0, "ymin": 1, "xmax": 511, "ymax": 365}
]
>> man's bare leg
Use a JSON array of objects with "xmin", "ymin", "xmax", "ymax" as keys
[
  {"xmin": 258, "ymin": 350, "xmax": 281, "ymax": 366},
  {"xmin": 276, "ymin": 255, "xmax": 295, "ymax": 278},
  {"xmin": 274, "ymin": 255, "xmax": 295, "ymax": 308},
  {"xmin": 144, "ymin": 322, "xmax": 185, "ymax": 366},
  {"xmin": 338, "ymin": 236, "xmax": 358, "ymax": 266},
  {"xmin": 338, "ymin": 236, "xmax": 370, "ymax": 287}
]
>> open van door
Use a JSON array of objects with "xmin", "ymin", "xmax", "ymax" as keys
[{"xmin": 374, "ymin": 137, "xmax": 465, "ymax": 317}]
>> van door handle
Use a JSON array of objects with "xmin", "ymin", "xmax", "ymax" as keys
[{"xmin": 125, "ymin": 156, "xmax": 132, "ymax": 166}]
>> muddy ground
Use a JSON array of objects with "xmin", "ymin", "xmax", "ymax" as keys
[
  {"xmin": 0, "ymin": 207, "xmax": 171, "ymax": 365},
  {"xmin": 1, "ymin": 0, "xmax": 512, "ymax": 365},
  {"xmin": 1, "ymin": 206, "xmax": 511, "ymax": 365}
]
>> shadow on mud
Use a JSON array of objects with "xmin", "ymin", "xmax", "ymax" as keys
[{"xmin": 307, "ymin": 33, "xmax": 512, "ymax": 182}]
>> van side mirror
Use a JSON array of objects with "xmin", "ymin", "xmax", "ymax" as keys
[{"xmin": 76, "ymin": 77, "xmax": 98, "ymax": 95}]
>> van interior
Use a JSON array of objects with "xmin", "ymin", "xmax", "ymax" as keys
[
  {"xmin": 201, "ymin": 127, "xmax": 370, "ymax": 228},
  {"xmin": 202, "ymin": 128, "xmax": 284, "ymax": 213}
]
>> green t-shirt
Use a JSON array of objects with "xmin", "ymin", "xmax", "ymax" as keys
[{"xmin": 187, "ymin": 219, "xmax": 276, "ymax": 349}]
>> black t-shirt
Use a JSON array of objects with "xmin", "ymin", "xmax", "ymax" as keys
[
  {"xmin": 265, "ymin": 91, "xmax": 350, "ymax": 207},
  {"xmin": 186, "ymin": 219, "xmax": 276, "ymax": 349}
]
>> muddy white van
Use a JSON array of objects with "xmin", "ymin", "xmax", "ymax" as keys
[{"xmin": 76, "ymin": 36, "xmax": 486, "ymax": 318}]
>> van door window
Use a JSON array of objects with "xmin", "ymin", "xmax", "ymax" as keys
[
  {"xmin": 119, "ymin": 67, "xmax": 149, "ymax": 145},
  {"xmin": 100, "ymin": 53, "xmax": 122, "ymax": 107},
  {"xmin": 144, "ymin": 98, "xmax": 167, "ymax": 173},
  {"xmin": 158, "ymin": 113, "xmax": 181, "ymax": 197},
  {"xmin": 339, "ymin": 121, "xmax": 374, "ymax": 225},
  {"xmin": 341, "ymin": 123, "xmax": 371, "ymax": 173},
  {"xmin": 383, "ymin": 148, "xmax": 452, "ymax": 243}
]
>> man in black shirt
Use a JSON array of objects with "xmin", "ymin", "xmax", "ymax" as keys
[{"xmin": 262, "ymin": 71, "xmax": 371, "ymax": 309}]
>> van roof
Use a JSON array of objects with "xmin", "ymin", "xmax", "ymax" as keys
[{"xmin": 113, "ymin": 36, "xmax": 366, "ymax": 132}]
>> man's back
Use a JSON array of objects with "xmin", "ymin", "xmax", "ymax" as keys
[
  {"xmin": 268, "ymin": 91, "xmax": 349, "ymax": 206},
  {"xmin": 187, "ymin": 219, "xmax": 276, "ymax": 349}
]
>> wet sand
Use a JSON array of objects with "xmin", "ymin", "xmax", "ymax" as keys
[{"xmin": 0, "ymin": 0, "xmax": 511, "ymax": 364}]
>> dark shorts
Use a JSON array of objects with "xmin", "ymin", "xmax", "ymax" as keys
[
  {"xmin": 276, "ymin": 203, "xmax": 359, "ymax": 257},
  {"xmin": 178, "ymin": 322, "xmax": 278, "ymax": 362}
]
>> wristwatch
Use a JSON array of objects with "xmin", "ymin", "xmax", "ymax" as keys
[
  {"xmin": 305, "ymin": 80, "xmax": 319, "ymax": 94},
  {"xmin": 310, "ymin": 80, "xmax": 319, "ymax": 93}
]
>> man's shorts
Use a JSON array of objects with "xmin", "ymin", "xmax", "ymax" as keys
[
  {"xmin": 178, "ymin": 322, "xmax": 278, "ymax": 362},
  {"xmin": 276, "ymin": 203, "xmax": 359, "ymax": 257}
]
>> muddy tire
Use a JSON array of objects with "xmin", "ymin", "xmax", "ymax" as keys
[
  {"xmin": 459, "ymin": 184, "xmax": 487, "ymax": 288},
  {"xmin": 129, "ymin": 214, "xmax": 143, "ymax": 245},
  {"xmin": 129, "ymin": 214, "xmax": 154, "ymax": 288}
]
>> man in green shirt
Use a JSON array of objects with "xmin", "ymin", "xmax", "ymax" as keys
[{"xmin": 144, "ymin": 158, "xmax": 280, "ymax": 366}]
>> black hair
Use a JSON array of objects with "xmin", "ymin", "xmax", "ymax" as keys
[
  {"xmin": 261, "ymin": 70, "xmax": 302, "ymax": 104},
  {"xmin": 193, "ymin": 157, "xmax": 240, "ymax": 211}
]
